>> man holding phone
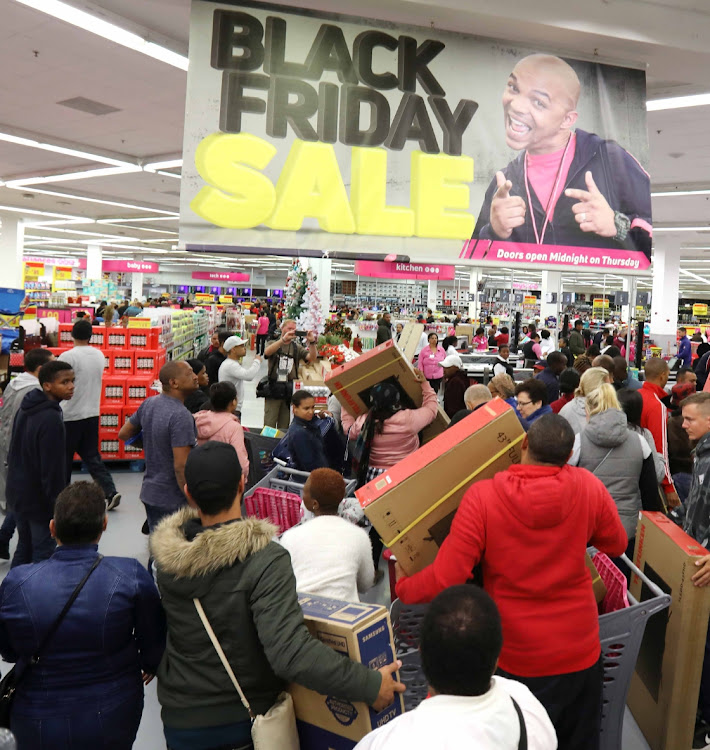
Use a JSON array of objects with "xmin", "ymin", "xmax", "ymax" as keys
[{"xmin": 263, "ymin": 319, "xmax": 318, "ymax": 429}]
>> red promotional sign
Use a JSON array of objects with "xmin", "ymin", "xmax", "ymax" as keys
[
  {"xmin": 353, "ymin": 261, "xmax": 456, "ymax": 280},
  {"xmin": 192, "ymin": 271, "xmax": 250, "ymax": 282}
]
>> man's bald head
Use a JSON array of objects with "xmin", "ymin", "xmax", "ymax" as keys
[
  {"xmin": 644, "ymin": 357, "xmax": 669, "ymax": 385},
  {"xmin": 513, "ymin": 55, "xmax": 581, "ymax": 110},
  {"xmin": 592, "ymin": 355, "xmax": 615, "ymax": 376}
]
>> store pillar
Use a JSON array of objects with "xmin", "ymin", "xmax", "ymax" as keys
[
  {"xmin": 86, "ymin": 243, "xmax": 102, "ymax": 281},
  {"xmin": 650, "ymin": 239, "xmax": 680, "ymax": 356},
  {"xmin": 305, "ymin": 257, "xmax": 332, "ymax": 314},
  {"xmin": 131, "ymin": 273, "xmax": 144, "ymax": 301},
  {"xmin": 541, "ymin": 271, "xmax": 562, "ymax": 328},
  {"xmin": 468, "ymin": 269, "xmax": 480, "ymax": 323},
  {"xmin": 0, "ymin": 213, "xmax": 24, "ymax": 290},
  {"xmin": 621, "ymin": 277, "xmax": 634, "ymax": 329},
  {"xmin": 427, "ymin": 280, "xmax": 438, "ymax": 313}
]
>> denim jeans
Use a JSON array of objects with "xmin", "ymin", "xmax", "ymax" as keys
[
  {"xmin": 143, "ymin": 503, "xmax": 177, "ymax": 534},
  {"xmin": 12, "ymin": 691, "xmax": 143, "ymax": 750},
  {"xmin": 0, "ymin": 510, "xmax": 16, "ymax": 545},
  {"xmin": 11, "ymin": 514, "xmax": 56, "ymax": 568},
  {"xmin": 65, "ymin": 417, "xmax": 117, "ymax": 499}
]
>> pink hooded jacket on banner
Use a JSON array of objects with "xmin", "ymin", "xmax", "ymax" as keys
[{"xmin": 194, "ymin": 411, "xmax": 249, "ymax": 477}]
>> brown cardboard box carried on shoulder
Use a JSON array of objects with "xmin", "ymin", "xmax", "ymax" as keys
[
  {"xmin": 356, "ymin": 398, "xmax": 524, "ymax": 575},
  {"xmin": 325, "ymin": 339, "xmax": 449, "ymax": 444},
  {"xmin": 627, "ymin": 511, "xmax": 710, "ymax": 750},
  {"xmin": 298, "ymin": 358, "xmax": 332, "ymax": 386},
  {"xmin": 395, "ymin": 322, "xmax": 424, "ymax": 362}
]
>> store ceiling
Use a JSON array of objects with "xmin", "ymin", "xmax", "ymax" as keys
[{"xmin": 1, "ymin": 0, "xmax": 710, "ymax": 292}]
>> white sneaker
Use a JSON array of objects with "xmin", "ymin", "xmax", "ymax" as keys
[{"xmin": 106, "ymin": 493, "xmax": 121, "ymax": 511}]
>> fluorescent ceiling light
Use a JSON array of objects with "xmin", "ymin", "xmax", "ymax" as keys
[
  {"xmin": 100, "ymin": 216, "xmax": 177, "ymax": 223},
  {"xmin": 13, "ymin": 0, "xmax": 189, "ymax": 71},
  {"xmin": 144, "ymin": 159, "xmax": 183, "ymax": 172},
  {"xmin": 654, "ymin": 226, "xmax": 710, "ymax": 232},
  {"xmin": 0, "ymin": 132, "xmax": 136, "ymax": 168},
  {"xmin": 6, "ymin": 165, "xmax": 141, "ymax": 187},
  {"xmin": 0, "ymin": 204, "xmax": 82, "ymax": 220},
  {"xmin": 25, "ymin": 218, "xmax": 95, "ymax": 227},
  {"xmin": 647, "ymin": 93, "xmax": 710, "ymax": 112},
  {"xmin": 4, "ymin": 185, "xmax": 178, "ymax": 215},
  {"xmin": 680, "ymin": 269, "xmax": 710, "ymax": 285},
  {"xmin": 652, "ymin": 189, "xmax": 710, "ymax": 198}
]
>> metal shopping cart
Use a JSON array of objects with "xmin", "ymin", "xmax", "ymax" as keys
[{"xmin": 389, "ymin": 553, "xmax": 671, "ymax": 750}]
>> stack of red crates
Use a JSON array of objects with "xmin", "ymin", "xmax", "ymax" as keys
[{"xmin": 55, "ymin": 324, "xmax": 167, "ymax": 460}]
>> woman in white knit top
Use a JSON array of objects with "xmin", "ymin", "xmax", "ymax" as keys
[{"xmin": 280, "ymin": 469, "xmax": 375, "ymax": 602}]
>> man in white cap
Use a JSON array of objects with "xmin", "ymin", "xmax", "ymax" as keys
[
  {"xmin": 441, "ymin": 353, "xmax": 471, "ymax": 418},
  {"xmin": 218, "ymin": 336, "xmax": 261, "ymax": 416}
]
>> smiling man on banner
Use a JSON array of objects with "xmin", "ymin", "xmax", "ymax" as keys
[{"xmin": 471, "ymin": 54, "xmax": 652, "ymax": 257}]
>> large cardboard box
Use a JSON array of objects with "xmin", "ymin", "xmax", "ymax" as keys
[
  {"xmin": 290, "ymin": 594, "xmax": 404, "ymax": 750},
  {"xmin": 628, "ymin": 512, "xmax": 710, "ymax": 750},
  {"xmin": 298, "ymin": 358, "xmax": 332, "ymax": 386},
  {"xmin": 455, "ymin": 324, "xmax": 474, "ymax": 344},
  {"xmin": 325, "ymin": 339, "xmax": 449, "ymax": 444},
  {"xmin": 356, "ymin": 399, "xmax": 524, "ymax": 575},
  {"xmin": 395, "ymin": 322, "xmax": 424, "ymax": 362}
]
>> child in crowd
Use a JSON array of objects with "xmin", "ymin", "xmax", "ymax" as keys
[
  {"xmin": 194, "ymin": 382, "xmax": 249, "ymax": 477},
  {"xmin": 280, "ymin": 469, "xmax": 375, "ymax": 602}
]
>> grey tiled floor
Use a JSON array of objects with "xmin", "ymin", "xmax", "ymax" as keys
[{"xmin": 0, "ymin": 350, "xmax": 651, "ymax": 749}]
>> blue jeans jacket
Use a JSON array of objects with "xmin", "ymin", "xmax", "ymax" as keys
[{"xmin": 0, "ymin": 545, "xmax": 166, "ymax": 716}]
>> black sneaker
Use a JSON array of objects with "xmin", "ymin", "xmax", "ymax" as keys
[
  {"xmin": 692, "ymin": 719, "xmax": 710, "ymax": 749},
  {"xmin": 0, "ymin": 543, "xmax": 9, "ymax": 561},
  {"xmin": 141, "ymin": 520, "xmax": 149, "ymax": 535},
  {"xmin": 106, "ymin": 493, "xmax": 121, "ymax": 511}
]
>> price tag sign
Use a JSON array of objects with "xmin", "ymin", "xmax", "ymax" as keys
[
  {"xmin": 127, "ymin": 317, "xmax": 152, "ymax": 329},
  {"xmin": 24, "ymin": 262, "xmax": 44, "ymax": 280}
]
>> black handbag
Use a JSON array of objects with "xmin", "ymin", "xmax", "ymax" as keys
[{"xmin": 0, "ymin": 554, "xmax": 103, "ymax": 727}]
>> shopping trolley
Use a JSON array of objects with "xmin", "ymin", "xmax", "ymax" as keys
[{"xmin": 389, "ymin": 553, "xmax": 671, "ymax": 750}]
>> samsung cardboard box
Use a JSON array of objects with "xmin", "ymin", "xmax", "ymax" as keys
[
  {"xmin": 356, "ymin": 399, "xmax": 524, "ymax": 575},
  {"xmin": 455, "ymin": 324, "xmax": 474, "ymax": 344},
  {"xmin": 325, "ymin": 339, "xmax": 449, "ymax": 444},
  {"xmin": 299, "ymin": 359, "xmax": 332, "ymax": 386},
  {"xmin": 395, "ymin": 322, "xmax": 424, "ymax": 362},
  {"xmin": 628, "ymin": 512, "xmax": 710, "ymax": 750},
  {"xmin": 290, "ymin": 594, "xmax": 404, "ymax": 750}
]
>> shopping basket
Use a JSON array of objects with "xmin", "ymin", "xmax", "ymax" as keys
[
  {"xmin": 389, "ymin": 553, "xmax": 671, "ymax": 750},
  {"xmin": 244, "ymin": 465, "xmax": 356, "ymax": 501}
]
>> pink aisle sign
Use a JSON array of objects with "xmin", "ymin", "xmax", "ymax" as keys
[
  {"xmin": 77, "ymin": 259, "xmax": 159, "ymax": 273},
  {"xmin": 192, "ymin": 271, "xmax": 250, "ymax": 282},
  {"xmin": 353, "ymin": 261, "xmax": 456, "ymax": 280},
  {"xmin": 460, "ymin": 240, "xmax": 650, "ymax": 271}
]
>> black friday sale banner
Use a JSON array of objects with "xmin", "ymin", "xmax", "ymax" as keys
[{"xmin": 179, "ymin": 1, "xmax": 651, "ymax": 271}]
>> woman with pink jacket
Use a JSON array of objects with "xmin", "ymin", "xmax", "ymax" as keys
[
  {"xmin": 193, "ymin": 382, "xmax": 249, "ymax": 477},
  {"xmin": 341, "ymin": 372, "xmax": 439, "ymax": 565},
  {"xmin": 417, "ymin": 332, "xmax": 446, "ymax": 392}
]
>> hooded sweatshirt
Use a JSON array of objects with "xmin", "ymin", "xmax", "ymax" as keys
[
  {"xmin": 342, "ymin": 381, "xmax": 439, "ymax": 468},
  {"xmin": 558, "ymin": 395, "xmax": 587, "ymax": 435},
  {"xmin": 575, "ymin": 409, "xmax": 649, "ymax": 539},
  {"xmin": 0, "ymin": 372, "xmax": 41, "ymax": 474},
  {"xmin": 396, "ymin": 463, "xmax": 627, "ymax": 677},
  {"xmin": 5, "ymin": 389, "xmax": 67, "ymax": 520},
  {"xmin": 194, "ymin": 411, "xmax": 249, "ymax": 477},
  {"xmin": 152, "ymin": 509, "xmax": 381, "ymax": 730}
]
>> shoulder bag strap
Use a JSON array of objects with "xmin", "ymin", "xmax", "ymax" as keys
[
  {"xmin": 591, "ymin": 447, "xmax": 614, "ymax": 477},
  {"xmin": 33, "ymin": 554, "xmax": 103, "ymax": 665},
  {"xmin": 193, "ymin": 598, "xmax": 255, "ymax": 720},
  {"xmin": 511, "ymin": 697, "xmax": 528, "ymax": 750}
]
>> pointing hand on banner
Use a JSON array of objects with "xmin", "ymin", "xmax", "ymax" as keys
[
  {"xmin": 490, "ymin": 171, "xmax": 527, "ymax": 239},
  {"xmin": 565, "ymin": 171, "xmax": 616, "ymax": 238}
]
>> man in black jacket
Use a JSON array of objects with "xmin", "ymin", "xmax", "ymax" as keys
[
  {"xmin": 204, "ymin": 330, "xmax": 231, "ymax": 386},
  {"xmin": 376, "ymin": 313, "xmax": 393, "ymax": 346},
  {"xmin": 471, "ymin": 54, "xmax": 651, "ymax": 258},
  {"xmin": 151, "ymin": 441, "xmax": 404, "ymax": 748},
  {"xmin": 6, "ymin": 360, "xmax": 75, "ymax": 567}
]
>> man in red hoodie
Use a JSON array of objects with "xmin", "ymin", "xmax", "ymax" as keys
[
  {"xmin": 395, "ymin": 413, "xmax": 627, "ymax": 750},
  {"xmin": 640, "ymin": 357, "xmax": 680, "ymax": 508}
]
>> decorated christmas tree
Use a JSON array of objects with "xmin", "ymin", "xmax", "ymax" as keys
[
  {"xmin": 297, "ymin": 267, "xmax": 325, "ymax": 334},
  {"xmin": 284, "ymin": 260, "xmax": 308, "ymax": 320}
]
